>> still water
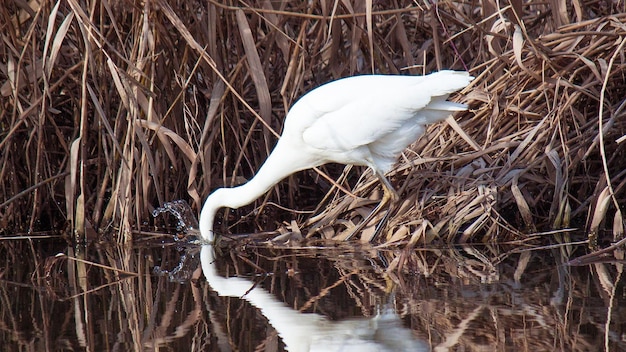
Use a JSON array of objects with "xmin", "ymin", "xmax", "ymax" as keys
[{"xmin": 0, "ymin": 236, "xmax": 624, "ymax": 351}]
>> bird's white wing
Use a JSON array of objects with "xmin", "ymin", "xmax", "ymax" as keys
[
  {"xmin": 302, "ymin": 92, "xmax": 429, "ymax": 152},
  {"xmin": 301, "ymin": 72, "xmax": 471, "ymax": 152}
]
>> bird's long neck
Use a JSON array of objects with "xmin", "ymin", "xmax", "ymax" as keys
[
  {"xmin": 199, "ymin": 138, "xmax": 318, "ymax": 241},
  {"xmin": 200, "ymin": 245, "xmax": 318, "ymax": 348},
  {"xmin": 230, "ymin": 138, "xmax": 317, "ymax": 207}
]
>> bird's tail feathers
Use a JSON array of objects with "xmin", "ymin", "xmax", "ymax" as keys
[
  {"xmin": 423, "ymin": 71, "xmax": 474, "ymax": 96},
  {"xmin": 426, "ymin": 99, "xmax": 468, "ymax": 111},
  {"xmin": 394, "ymin": 71, "xmax": 472, "ymax": 112}
]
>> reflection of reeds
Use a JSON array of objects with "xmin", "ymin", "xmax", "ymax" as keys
[
  {"xmin": 2, "ymin": 1, "xmax": 625, "ymax": 243},
  {"xmin": 1, "ymin": 240, "xmax": 625, "ymax": 350},
  {"xmin": 210, "ymin": 243, "xmax": 626, "ymax": 351}
]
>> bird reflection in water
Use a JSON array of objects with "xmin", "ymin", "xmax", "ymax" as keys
[{"xmin": 200, "ymin": 245, "xmax": 429, "ymax": 352}]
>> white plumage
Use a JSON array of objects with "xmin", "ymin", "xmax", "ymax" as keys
[{"xmin": 200, "ymin": 70, "xmax": 473, "ymax": 242}]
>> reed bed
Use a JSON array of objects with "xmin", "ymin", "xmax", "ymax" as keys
[{"xmin": 1, "ymin": 0, "xmax": 625, "ymax": 245}]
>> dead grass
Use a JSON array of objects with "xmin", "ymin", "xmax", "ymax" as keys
[{"xmin": 1, "ymin": 1, "xmax": 625, "ymax": 245}]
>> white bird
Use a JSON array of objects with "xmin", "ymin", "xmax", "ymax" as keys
[{"xmin": 199, "ymin": 70, "xmax": 473, "ymax": 243}]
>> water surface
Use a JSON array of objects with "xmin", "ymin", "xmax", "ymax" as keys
[{"xmin": 0, "ymin": 237, "xmax": 623, "ymax": 351}]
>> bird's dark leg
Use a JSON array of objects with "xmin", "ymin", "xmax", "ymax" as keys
[{"xmin": 344, "ymin": 170, "xmax": 399, "ymax": 241}]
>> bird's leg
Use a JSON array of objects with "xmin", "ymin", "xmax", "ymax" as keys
[
  {"xmin": 369, "ymin": 172, "xmax": 400, "ymax": 242},
  {"xmin": 344, "ymin": 170, "xmax": 399, "ymax": 241}
]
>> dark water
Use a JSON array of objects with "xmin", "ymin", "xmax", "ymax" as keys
[{"xmin": 1, "ymin": 236, "xmax": 624, "ymax": 351}]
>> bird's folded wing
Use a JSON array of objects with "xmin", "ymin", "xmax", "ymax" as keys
[
  {"xmin": 301, "ymin": 71, "xmax": 472, "ymax": 152},
  {"xmin": 302, "ymin": 94, "xmax": 431, "ymax": 151}
]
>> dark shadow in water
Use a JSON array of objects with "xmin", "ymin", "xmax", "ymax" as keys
[{"xmin": 1, "ymin": 236, "xmax": 625, "ymax": 351}]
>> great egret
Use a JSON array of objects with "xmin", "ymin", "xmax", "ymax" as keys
[{"xmin": 199, "ymin": 71, "xmax": 473, "ymax": 243}]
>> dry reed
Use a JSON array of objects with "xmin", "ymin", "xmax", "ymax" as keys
[{"xmin": 1, "ymin": 1, "xmax": 625, "ymax": 245}]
